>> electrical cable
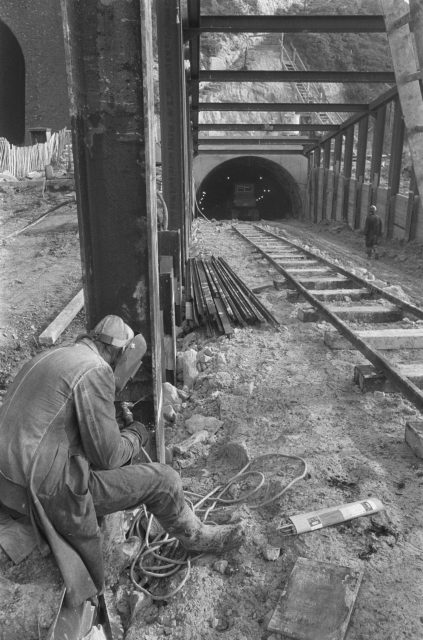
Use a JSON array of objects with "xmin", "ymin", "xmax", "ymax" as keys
[{"xmin": 128, "ymin": 452, "xmax": 307, "ymax": 601}]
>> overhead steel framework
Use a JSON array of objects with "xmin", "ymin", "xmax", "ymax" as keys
[{"xmin": 185, "ymin": 15, "xmax": 387, "ymax": 35}]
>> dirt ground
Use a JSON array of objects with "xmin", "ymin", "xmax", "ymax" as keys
[{"xmin": 1, "ymin": 185, "xmax": 423, "ymax": 640}]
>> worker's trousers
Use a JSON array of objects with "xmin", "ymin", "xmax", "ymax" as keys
[{"xmin": 89, "ymin": 462, "xmax": 186, "ymax": 530}]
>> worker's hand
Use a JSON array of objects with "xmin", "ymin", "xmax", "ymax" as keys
[{"xmin": 124, "ymin": 421, "xmax": 149, "ymax": 447}]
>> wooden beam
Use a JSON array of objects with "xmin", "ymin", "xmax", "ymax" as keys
[
  {"xmin": 39, "ymin": 290, "xmax": 84, "ymax": 345},
  {"xmin": 198, "ymin": 70, "xmax": 396, "ymax": 83},
  {"xmin": 386, "ymin": 97, "xmax": 405, "ymax": 238},
  {"xmin": 382, "ymin": 0, "xmax": 423, "ymax": 203},
  {"xmin": 197, "ymin": 102, "xmax": 367, "ymax": 113},
  {"xmin": 185, "ymin": 15, "xmax": 386, "ymax": 34}
]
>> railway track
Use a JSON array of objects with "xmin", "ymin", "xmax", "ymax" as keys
[{"xmin": 233, "ymin": 222, "xmax": 423, "ymax": 414}]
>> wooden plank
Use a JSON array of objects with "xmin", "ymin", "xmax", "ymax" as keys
[
  {"xmin": 39, "ymin": 289, "xmax": 84, "ymax": 345},
  {"xmin": 268, "ymin": 557, "xmax": 363, "ymax": 640}
]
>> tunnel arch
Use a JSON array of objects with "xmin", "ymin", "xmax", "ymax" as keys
[
  {"xmin": 0, "ymin": 20, "xmax": 25, "ymax": 144},
  {"xmin": 195, "ymin": 155, "xmax": 303, "ymax": 221}
]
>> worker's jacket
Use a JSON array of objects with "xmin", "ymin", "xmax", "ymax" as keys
[
  {"xmin": 364, "ymin": 214, "xmax": 382, "ymax": 240},
  {"xmin": 0, "ymin": 339, "xmax": 140, "ymax": 605}
]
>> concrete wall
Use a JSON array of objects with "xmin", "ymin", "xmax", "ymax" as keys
[
  {"xmin": 0, "ymin": 0, "xmax": 69, "ymax": 143},
  {"xmin": 308, "ymin": 167, "xmax": 423, "ymax": 242},
  {"xmin": 193, "ymin": 152, "xmax": 309, "ymax": 217}
]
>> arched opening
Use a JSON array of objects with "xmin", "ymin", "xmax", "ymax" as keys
[
  {"xmin": 196, "ymin": 156, "xmax": 303, "ymax": 221},
  {"xmin": 0, "ymin": 21, "xmax": 25, "ymax": 144}
]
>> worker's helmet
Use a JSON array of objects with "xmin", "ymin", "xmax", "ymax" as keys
[
  {"xmin": 369, "ymin": 205, "xmax": 377, "ymax": 213},
  {"xmin": 92, "ymin": 315, "xmax": 134, "ymax": 348}
]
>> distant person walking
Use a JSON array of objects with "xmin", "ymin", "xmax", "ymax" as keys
[{"xmin": 364, "ymin": 205, "xmax": 383, "ymax": 259}]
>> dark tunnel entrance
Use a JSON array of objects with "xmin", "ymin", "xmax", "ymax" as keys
[
  {"xmin": 196, "ymin": 156, "xmax": 303, "ymax": 221},
  {"xmin": 0, "ymin": 21, "xmax": 25, "ymax": 145}
]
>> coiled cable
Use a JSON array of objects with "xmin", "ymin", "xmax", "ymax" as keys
[{"xmin": 128, "ymin": 452, "xmax": 307, "ymax": 601}]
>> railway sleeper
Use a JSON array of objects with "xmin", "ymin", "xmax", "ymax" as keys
[
  {"xmin": 298, "ymin": 303, "xmax": 403, "ymax": 324},
  {"xmin": 354, "ymin": 363, "xmax": 423, "ymax": 393},
  {"xmin": 324, "ymin": 327, "xmax": 423, "ymax": 350},
  {"xmin": 287, "ymin": 288, "xmax": 372, "ymax": 303}
]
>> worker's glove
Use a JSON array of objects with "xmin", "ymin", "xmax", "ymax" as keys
[{"xmin": 124, "ymin": 421, "xmax": 150, "ymax": 447}]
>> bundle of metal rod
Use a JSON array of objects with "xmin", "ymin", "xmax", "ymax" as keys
[{"xmin": 185, "ymin": 256, "xmax": 280, "ymax": 335}]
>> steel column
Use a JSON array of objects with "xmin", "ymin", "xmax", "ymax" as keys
[
  {"xmin": 353, "ymin": 116, "xmax": 369, "ymax": 229},
  {"xmin": 157, "ymin": 0, "xmax": 187, "ymax": 237},
  {"xmin": 370, "ymin": 105, "xmax": 387, "ymax": 194},
  {"xmin": 321, "ymin": 139, "xmax": 331, "ymax": 221},
  {"xmin": 313, "ymin": 147, "xmax": 321, "ymax": 223},
  {"xmin": 331, "ymin": 134, "xmax": 343, "ymax": 220},
  {"xmin": 60, "ymin": 0, "xmax": 162, "ymax": 429},
  {"xmin": 342, "ymin": 126, "xmax": 354, "ymax": 222}
]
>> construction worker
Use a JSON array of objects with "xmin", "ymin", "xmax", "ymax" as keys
[
  {"xmin": 0, "ymin": 315, "xmax": 243, "ymax": 606},
  {"xmin": 364, "ymin": 204, "xmax": 383, "ymax": 259}
]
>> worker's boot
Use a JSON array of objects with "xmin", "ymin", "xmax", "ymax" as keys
[{"xmin": 167, "ymin": 504, "xmax": 245, "ymax": 554}]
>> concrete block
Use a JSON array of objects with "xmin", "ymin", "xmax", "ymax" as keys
[
  {"xmin": 298, "ymin": 305, "xmax": 319, "ymax": 322},
  {"xmin": 273, "ymin": 278, "xmax": 287, "ymax": 290},
  {"xmin": 287, "ymin": 289, "xmax": 301, "ymax": 302},
  {"xmin": 405, "ymin": 421, "xmax": 423, "ymax": 459},
  {"xmin": 353, "ymin": 364, "xmax": 395, "ymax": 393}
]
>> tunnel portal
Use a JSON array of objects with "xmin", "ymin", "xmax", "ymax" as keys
[
  {"xmin": 196, "ymin": 156, "xmax": 303, "ymax": 222},
  {"xmin": 0, "ymin": 20, "xmax": 25, "ymax": 145}
]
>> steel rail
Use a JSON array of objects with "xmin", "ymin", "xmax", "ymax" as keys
[
  {"xmin": 232, "ymin": 224, "xmax": 423, "ymax": 412},
  {"xmin": 254, "ymin": 224, "xmax": 423, "ymax": 320}
]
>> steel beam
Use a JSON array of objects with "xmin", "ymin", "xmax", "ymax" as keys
[
  {"xmin": 184, "ymin": 15, "xmax": 386, "ymax": 35},
  {"xmin": 157, "ymin": 0, "xmax": 187, "ymax": 236},
  {"xmin": 187, "ymin": 0, "xmax": 200, "ymax": 149},
  {"xmin": 305, "ymin": 86, "xmax": 398, "ymax": 152},
  {"xmin": 61, "ymin": 0, "xmax": 162, "ymax": 429},
  {"xmin": 198, "ymin": 70, "xmax": 396, "ymax": 83},
  {"xmin": 198, "ymin": 136, "xmax": 319, "ymax": 145},
  {"xmin": 197, "ymin": 149, "xmax": 305, "ymax": 155},
  {"xmin": 197, "ymin": 123, "xmax": 339, "ymax": 131},
  {"xmin": 197, "ymin": 102, "xmax": 369, "ymax": 113}
]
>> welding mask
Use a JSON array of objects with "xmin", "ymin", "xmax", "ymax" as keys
[{"xmin": 114, "ymin": 333, "xmax": 147, "ymax": 394}]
